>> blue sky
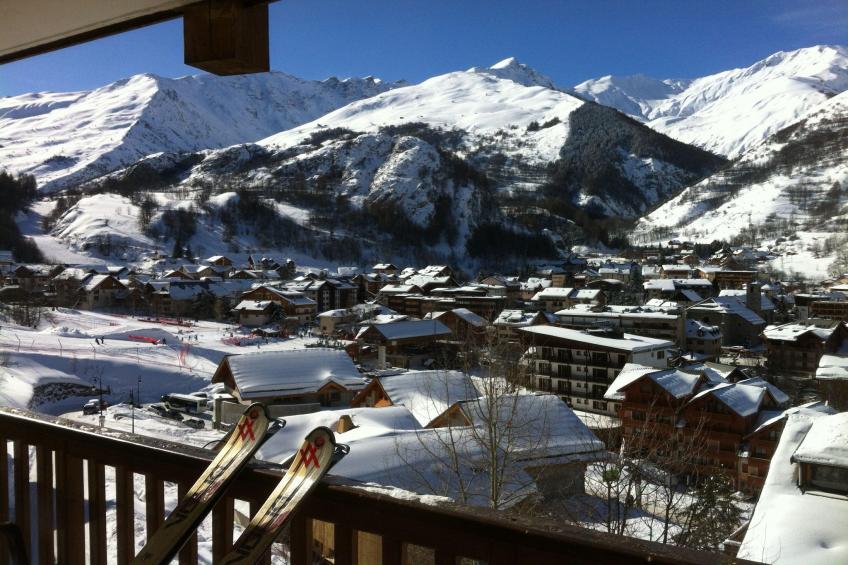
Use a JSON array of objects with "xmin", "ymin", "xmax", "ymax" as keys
[{"xmin": 1, "ymin": 0, "xmax": 846, "ymax": 96}]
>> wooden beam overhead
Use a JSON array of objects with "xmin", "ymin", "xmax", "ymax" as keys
[{"xmin": 0, "ymin": 0, "xmax": 275, "ymax": 75}]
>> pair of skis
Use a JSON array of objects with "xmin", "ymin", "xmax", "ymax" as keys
[{"xmin": 134, "ymin": 403, "xmax": 340, "ymax": 564}]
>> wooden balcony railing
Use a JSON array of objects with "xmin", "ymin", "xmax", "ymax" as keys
[{"xmin": 0, "ymin": 407, "xmax": 758, "ymax": 564}]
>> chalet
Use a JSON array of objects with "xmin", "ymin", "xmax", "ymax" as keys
[
  {"xmin": 597, "ymin": 262, "xmax": 638, "ymax": 283},
  {"xmin": 520, "ymin": 325, "xmax": 673, "ymax": 415},
  {"xmin": 317, "ymin": 309, "xmax": 358, "ymax": 336},
  {"xmin": 430, "ymin": 286, "xmax": 508, "ymax": 320},
  {"xmin": 684, "ymin": 319, "xmax": 722, "ymax": 361},
  {"xmin": 352, "ymin": 272, "xmax": 398, "ymax": 299},
  {"xmin": 13, "ymin": 264, "xmax": 63, "ymax": 293},
  {"xmin": 424, "ymin": 308, "xmax": 488, "ymax": 344},
  {"xmin": 660, "ymin": 264, "xmax": 693, "ymax": 279},
  {"xmin": 285, "ymin": 278, "xmax": 358, "ymax": 313},
  {"xmin": 414, "ymin": 265, "xmax": 453, "ymax": 278},
  {"xmin": 479, "ymin": 275, "xmax": 522, "ymax": 305},
  {"xmin": 232, "ymin": 300, "xmax": 277, "ymax": 327},
  {"xmin": 534, "ymin": 266, "xmax": 567, "ymax": 288},
  {"xmin": 241, "ymin": 285, "xmax": 317, "ymax": 324},
  {"xmin": 493, "ymin": 309, "xmax": 549, "ymax": 343},
  {"xmin": 696, "ymin": 266, "xmax": 757, "ymax": 290},
  {"xmin": 356, "ymin": 319, "xmax": 452, "ymax": 369},
  {"xmin": 403, "ymin": 274, "xmax": 459, "ymax": 294},
  {"xmin": 52, "ymin": 267, "xmax": 95, "ymax": 305},
  {"xmin": 643, "ymin": 278, "xmax": 714, "ymax": 301},
  {"xmin": 761, "ymin": 321, "xmax": 848, "ymax": 377},
  {"xmin": 532, "ymin": 287, "xmax": 604, "ymax": 313},
  {"xmin": 687, "ymin": 295, "xmax": 766, "ymax": 347},
  {"xmin": 718, "ymin": 284, "xmax": 775, "ymax": 323},
  {"xmin": 816, "ymin": 336, "xmax": 848, "ymax": 410},
  {"xmin": 162, "ymin": 269, "xmax": 192, "ymax": 280},
  {"xmin": 372, "ymin": 263, "xmax": 399, "ymax": 276},
  {"xmin": 737, "ymin": 409, "xmax": 845, "ymax": 563},
  {"xmin": 606, "ymin": 364, "xmax": 791, "ymax": 492},
  {"xmin": 437, "ymin": 394, "xmax": 607, "ymax": 497},
  {"xmin": 206, "ymin": 255, "xmax": 234, "ymax": 267},
  {"xmin": 211, "ymin": 348, "xmax": 365, "ymax": 407},
  {"xmin": 78, "ymin": 274, "xmax": 127, "ymax": 310},
  {"xmin": 351, "ymin": 370, "xmax": 479, "ymax": 427}
]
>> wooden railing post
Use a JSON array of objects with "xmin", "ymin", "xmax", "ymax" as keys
[
  {"xmin": 382, "ymin": 536, "xmax": 402, "ymax": 565},
  {"xmin": 144, "ymin": 476, "xmax": 165, "ymax": 540},
  {"xmin": 250, "ymin": 499, "xmax": 272, "ymax": 565},
  {"xmin": 290, "ymin": 511, "xmax": 313, "ymax": 565},
  {"xmin": 116, "ymin": 466, "xmax": 136, "ymax": 564},
  {"xmin": 87, "ymin": 461, "xmax": 108, "ymax": 564},
  {"xmin": 212, "ymin": 496, "xmax": 234, "ymax": 561},
  {"xmin": 12, "ymin": 441, "xmax": 30, "ymax": 561},
  {"xmin": 35, "ymin": 446, "xmax": 54, "ymax": 564},
  {"xmin": 55, "ymin": 452, "xmax": 85, "ymax": 564},
  {"xmin": 0, "ymin": 437, "xmax": 8, "ymax": 522},
  {"xmin": 178, "ymin": 483, "xmax": 198, "ymax": 565},
  {"xmin": 333, "ymin": 523, "xmax": 354, "ymax": 565}
]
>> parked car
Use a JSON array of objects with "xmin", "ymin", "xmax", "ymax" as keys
[
  {"xmin": 82, "ymin": 399, "xmax": 108, "ymax": 415},
  {"xmin": 183, "ymin": 417, "xmax": 205, "ymax": 430},
  {"xmin": 148, "ymin": 403, "xmax": 183, "ymax": 421}
]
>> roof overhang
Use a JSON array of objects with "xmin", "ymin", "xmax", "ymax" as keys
[{"xmin": 1, "ymin": 0, "xmax": 276, "ymax": 75}]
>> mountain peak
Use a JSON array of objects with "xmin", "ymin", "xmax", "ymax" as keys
[
  {"xmin": 490, "ymin": 57, "xmax": 520, "ymax": 70},
  {"xmin": 469, "ymin": 57, "xmax": 558, "ymax": 89}
]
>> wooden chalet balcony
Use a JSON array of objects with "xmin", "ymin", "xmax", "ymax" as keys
[{"xmin": 0, "ymin": 407, "xmax": 757, "ymax": 564}]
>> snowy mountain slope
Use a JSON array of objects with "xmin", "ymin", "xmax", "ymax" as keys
[
  {"xmin": 0, "ymin": 71, "xmax": 403, "ymax": 192},
  {"xmin": 6, "ymin": 58, "xmax": 724, "ymax": 267},
  {"xmin": 575, "ymin": 45, "xmax": 848, "ymax": 157},
  {"xmin": 633, "ymin": 89, "xmax": 848, "ymax": 276},
  {"xmin": 57, "ymin": 59, "xmax": 720, "ymax": 265}
]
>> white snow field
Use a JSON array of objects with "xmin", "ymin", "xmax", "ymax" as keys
[
  {"xmin": 0, "ymin": 72, "xmax": 402, "ymax": 192},
  {"xmin": 575, "ymin": 45, "xmax": 848, "ymax": 158}
]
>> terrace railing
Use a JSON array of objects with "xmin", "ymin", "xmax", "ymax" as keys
[{"xmin": 0, "ymin": 407, "xmax": 759, "ymax": 564}]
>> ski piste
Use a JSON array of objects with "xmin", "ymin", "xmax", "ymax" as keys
[
  {"xmin": 221, "ymin": 426, "xmax": 339, "ymax": 564},
  {"xmin": 133, "ymin": 403, "xmax": 277, "ymax": 564}
]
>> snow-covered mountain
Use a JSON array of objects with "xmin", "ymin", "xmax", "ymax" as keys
[
  {"xmin": 575, "ymin": 45, "xmax": 848, "ymax": 158},
  {"xmin": 45, "ymin": 59, "xmax": 720, "ymax": 267},
  {"xmin": 633, "ymin": 89, "xmax": 848, "ymax": 277},
  {"xmin": 0, "ymin": 71, "xmax": 404, "ymax": 192}
]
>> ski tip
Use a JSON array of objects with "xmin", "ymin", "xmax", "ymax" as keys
[{"xmin": 243, "ymin": 402, "xmax": 271, "ymax": 421}]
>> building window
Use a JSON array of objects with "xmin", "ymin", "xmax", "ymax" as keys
[
  {"xmin": 809, "ymin": 464, "xmax": 848, "ymax": 494},
  {"xmin": 656, "ymin": 350, "xmax": 665, "ymax": 359}
]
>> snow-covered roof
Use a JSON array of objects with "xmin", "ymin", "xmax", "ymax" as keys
[
  {"xmin": 817, "ymin": 339, "xmax": 848, "ymax": 380},
  {"xmin": 233, "ymin": 300, "xmax": 273, "ymax": 312},
  {"xmin": 80, "ymin": 274, "xmax": 122, "ymax": 292},
  {"xmin": 494, "ymin": 309, "xmax": 541, "ymax": 326},
  {"xmin": 736, "ymin": 377, "xmax": 790, "ymax": 405},
  {"xmin": 644, "ymin": 278, "xmax": 713, "ymax": 292},
  {"xmin": 458, "ymin": 393, "xmax": 605, "ymax": 459},
  {"xmin": 532, "ymin": 287, "xmax": 574, "ymax": 301},
  {"xmin": 691, "ymin": 297, "xmax": 765, "ymax": 326},
  {"xmin": 738, "ymin": 408, "xmax": 847, "ymax": 565},
  {"xmin": 718, "ymin": 289, "xmax": 775, "ymax": 311},
  {"xmin": 762, "ymin": 323, "xmax": 836, "ymax": 343},
  {"xmin": 604, "ymin": 364, "xmax": 702, "ymax": 401},
  {"xmin": 222, "ymin": 348, "xmax": 365, "ymax": 398},
  {"xmin": 357, "ymin": 319, "xmax": 451, "ymax": 341},
  {"xmin": 791, "ymin": 412, "xmax": 848, "ymax": 468},
  {"xmin": 689, "ymin": 382, "xmax": 764, "ymax": 417},
  {"xmin": 685, "ymin": 319, "xmax": 721, "ymax": 340},
  {"xmin": 556, "ymin": 304, "xmax": 680, "ymax": 320},
  {"xmin": 376, "ymin": 370, "xmax": 479, "ymax": 427},
  {"xmin": 436, "ymin": 308, "xmax": 487, "ymax": 327},
  {"xmin": 519, "ymin": 326, "xmax": 674, "ymax": 352}
]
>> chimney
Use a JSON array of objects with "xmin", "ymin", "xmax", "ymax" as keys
[
  {"xmin": 746, "ymin": 282, "xmax": 761, "ymax": 314},
  {"xmin": 336, "ymin": 414, "xmax": 357, "ymax": 433}
]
